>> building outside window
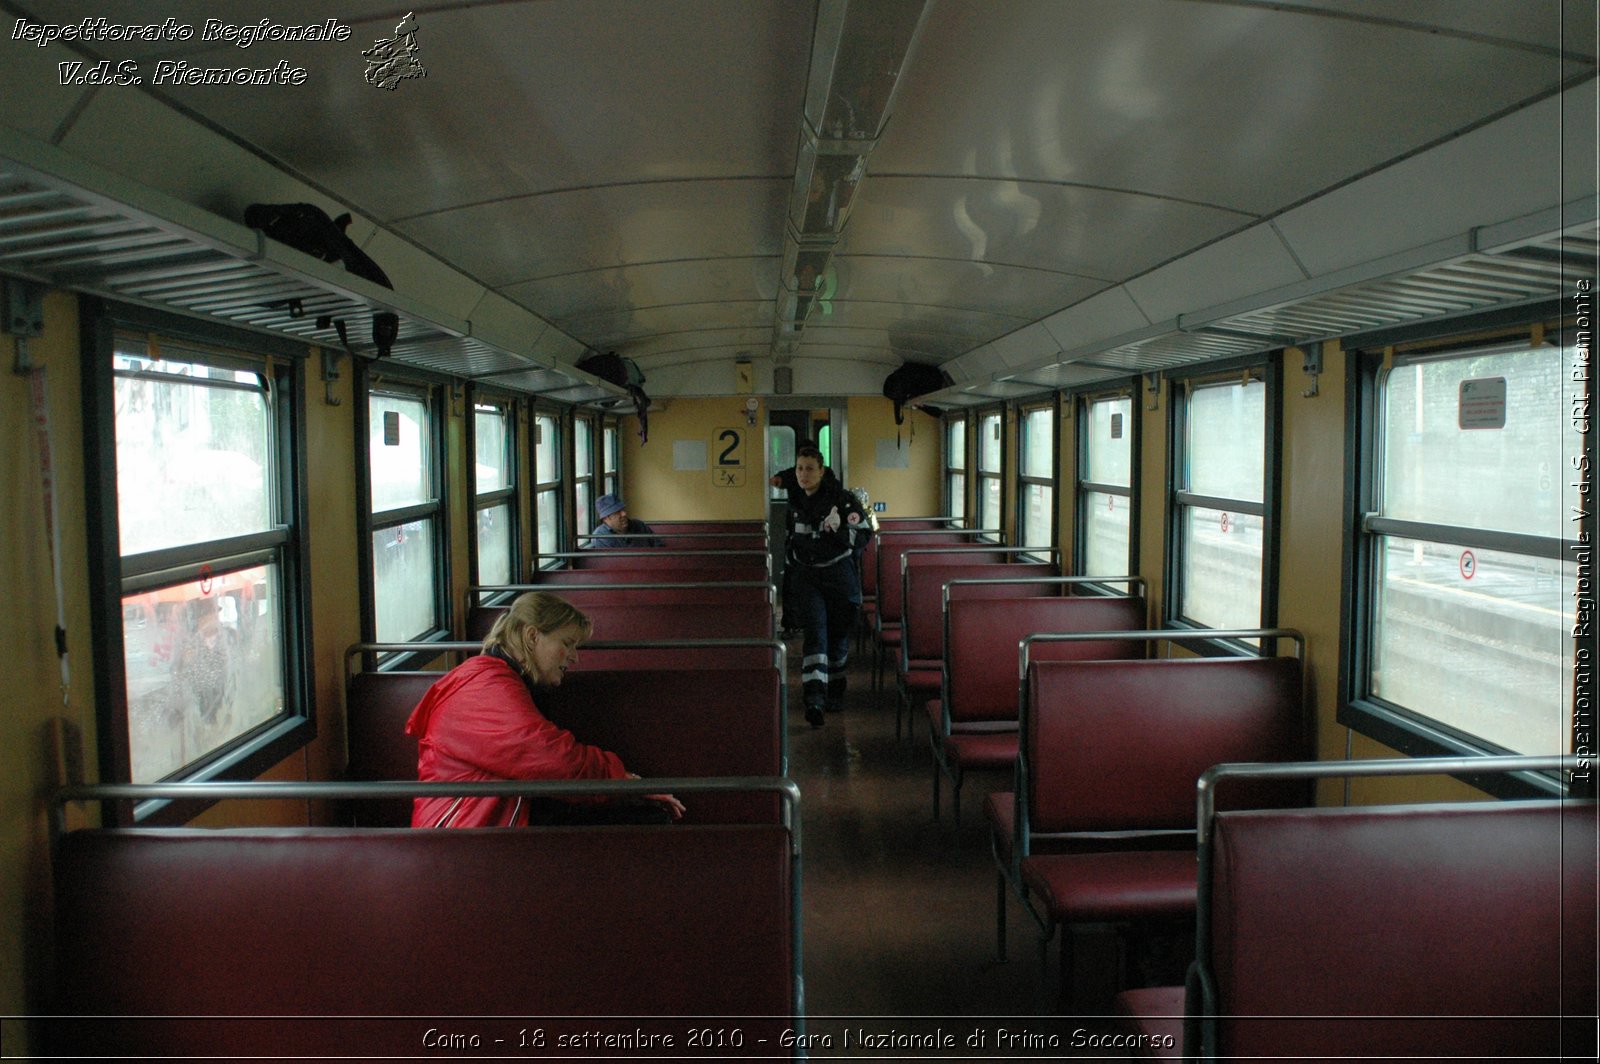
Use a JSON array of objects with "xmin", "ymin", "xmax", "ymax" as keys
[
  {"xmin": 945, "ymin": 416, "xmax": 966, "ymax": 523},
  {"xmin": 112, "ymin": 335, "xmax": 300, "ymax": 784}
]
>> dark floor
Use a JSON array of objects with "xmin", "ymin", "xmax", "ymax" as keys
[{"xmin": 781, "ymin": 631, "xmax": 1143, "ymax": 1057}]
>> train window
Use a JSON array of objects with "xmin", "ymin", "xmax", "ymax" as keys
[
  {"xmin": 1077, "ymin": 391, "xmax": 1137, "ymax": 579},
  {"xmin": 1351, "ymin": 343, "xmax": 1581, "ymax": 759},
  {"xmin": 365, "ymin": 381, "xmax": 447, "ymax": 642},
  {"xmin": 574, "ymin": 413, "xmax": 595, "ymax": 537},
  {"xmin": 978, "ymin": 410, "xmax": 1003, "ymax": 538},
  {"xmin": 1167, "ymin": 358, "xmax": 1282, "ymax": 636},
  {"xmin": 602, "ymin": 421, "xmax": 619, "ymax": 497},
  {"xmin": 110, "ymin": 333, "xmax": 303, "ymax": 786},
  {"xmin": 945, "ymin": 416, "xmax": 966, "ymax": 522},
  {"xmin": 1017, "ymin": 403, "xmax": 1055, "ymax": 558},
  {"xmin": 533, "ymin": 411, "xmax": 562, "ymax": 559},
  {"xmin": 471, "ymin": 399, "xmax": 518, "ymax": 587}
]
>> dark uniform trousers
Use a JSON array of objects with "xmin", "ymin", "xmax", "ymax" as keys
[{"xmin": 791, "ymin": 554, "xmax": 861, "ymax": 712}]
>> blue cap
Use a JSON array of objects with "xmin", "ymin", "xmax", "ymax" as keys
[{"xmin": 596, "ymin": 493, "xmax": 625, "ymax": 519}]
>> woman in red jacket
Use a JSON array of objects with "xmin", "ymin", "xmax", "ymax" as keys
[{"xmin": 405, "ymin": 591, "xmax": 684, "ymax": 827}]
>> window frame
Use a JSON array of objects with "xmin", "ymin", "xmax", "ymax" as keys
[
  {"xmin": 467, "ymin": 388, "xmax": 521, "ymax": 593},
  {"xmin": 1015, "ymin": 398, "xmax": 1057, "ymax": 560},
  {"xmin": 1074, "ymin": 383, "xmax": 1141, "ymax": 584},
  {"xmin": 945, "ymin": 413, "xmax": 968, "ymax": 524},
  {"xmin": 1340, "ymin": 330, "xmax": 1588, "ymax": 798},
  {"xmin": 976, "ymin": 407, "xmax": 1005, "ymax": 541},
  {"xmin": 1163, "ymin": 353, "xmax": 1283, "ymax": 650},
  {"xmin": 573, "ymin": 411, "xmax": 597, "ymax": 540},
  {"xmin": 81, "ymin": 300, "xmax": 315, "ymax": 824},
  {"xmin": 357, "ymin": 364, "xmax": 452, "ymax": 652},
  {"xmin": 602, "ymin": 418, "xmax": 620, "ymax": 498},
  {"xmin": 531, "ymin": 405, "xmax": 565, "ymax": 564}
]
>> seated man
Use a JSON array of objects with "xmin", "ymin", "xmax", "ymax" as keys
[{"xmin": 590, "ymin": 493, "xmax": 664, "ymax": 548}]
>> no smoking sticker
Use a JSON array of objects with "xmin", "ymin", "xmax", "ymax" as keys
[{"xmin": 1459, "ymin": 550, "xmax": 1476, "ymax": 580}]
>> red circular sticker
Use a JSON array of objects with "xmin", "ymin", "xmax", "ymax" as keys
[
  {"xmin": 199, "ymin": 565, "xmax": 213, "ymax": 595},
  {"xmin": 1459, "ymin": 551, "xmax": 1476, "ymax": 580},
  {"xmin": 1219, "ymin": 512, "xmax": 1231, "ymax": 533}
]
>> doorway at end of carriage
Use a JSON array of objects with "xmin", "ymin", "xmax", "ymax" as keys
[{"xmin": 765, "ymin": 399, "xmax": 849, "ymax": 629}]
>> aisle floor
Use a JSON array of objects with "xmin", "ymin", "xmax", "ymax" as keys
[{"xmin": 780, "ymin": 632, "xmax": 1148, "ymax": 1055}]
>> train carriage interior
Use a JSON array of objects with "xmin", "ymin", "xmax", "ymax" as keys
[{"xmin": 2, "ymin": 0, "xmax": 1597, "ymax": 1058}]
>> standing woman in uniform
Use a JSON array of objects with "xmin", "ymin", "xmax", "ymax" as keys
[{"xmin": 786, "ymin": 445, "xmax": 872, "ymax": 727}]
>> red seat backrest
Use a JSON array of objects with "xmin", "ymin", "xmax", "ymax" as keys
[
  {"xmin": 874, "ymin": 534, "xmax": 991, "ymax": 624},
  {"xmin": 870, "ymin": 531, "xmax": 979, "ymax": 604},
  {"xmin": 471, "ymin": 601, "xmax": 771, "ymax": 643},
  {"xmin": 1027, "ymin": 656, "xmax": 1309, "ymax": 832},
  {"xmin": 533, "ymin": 567, "xmax": 757, "ymax": 590},
  {"xmin": 344, "ymin": 664, "xmax": 783, "ymax": 825},
  {"xmin": 50, "ymin": 823, "xmax": 794, "ymax": 1054},
  {"xmin": 1209, "ymin": 800, "xmax": 1596, "ymax": 1059},
  {"xmin": 944, "ymin": 596, "xmax": 1145, "ymax": 723},
  {"xmin": 901, "ymin": 560, "xmax": 1052, "ymax": 661},
  {"xmin": 573, "ymin": 550, "xmax": 767, "ymax": 573}
]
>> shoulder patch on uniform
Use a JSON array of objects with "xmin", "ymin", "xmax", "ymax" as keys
[{"xmin": 847, "ymin": 512, "xmax": 861, "ymax": 524}]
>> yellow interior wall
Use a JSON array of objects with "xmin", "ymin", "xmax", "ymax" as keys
[
  {"xmin": 845, "ymin": 399, "xmax": 942, "ymax": 517},
  {"xmin": 1138, "ymin": 379, "xmax": 1170, "ymax": 621},
  {"xmin": 1, "ymin": 292, "xmax": 95, "ymax": 1048},
  {"xmin": 617, "ymin": 398, "xmax": 769, "ymax": 521},
  {"xmin": 1057, "ymin": 400, "xmax": 1078, "ymax": 568}
]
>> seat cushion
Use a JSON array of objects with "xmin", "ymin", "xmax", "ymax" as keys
[
  {"xmin": 1113, "ymin": 985, "xmax": 1185, "ymax": 1058},
  {"xmin": 1020, "ymin": 849, "xmax": 1198, "ymax": 922},
  {"xmin": 943, "ymin": 729, "xmax": 1018, "ymax": 771},
  {"xmin": 900, "ymin": 662, "xmax": 940, "ymax": 691}
]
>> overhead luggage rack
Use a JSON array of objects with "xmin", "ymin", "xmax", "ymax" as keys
[
  {"xmin": 0, "ymin": 128, "xmax": 623, "ymax": 405},
  {"xmin": 930, "ymin": 210, "xmax": 1598, "ymax": 407}
]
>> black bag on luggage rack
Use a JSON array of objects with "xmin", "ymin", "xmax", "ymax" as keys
[
  {"xmin": 244, "ymin": 202, "xmax": 400, "ymax": 360},
  {"xmin": 577, "ymin": 351, "xmax": 653, "ymax": 444},
  {"xmin": 882, "ymin": 361, "xmax": 949, "ymax": 424}
]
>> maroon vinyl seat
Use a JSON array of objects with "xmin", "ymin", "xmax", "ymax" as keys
[
  {"xmin": 937, "ymin": 593, "xmax": 1145, "ymax": 822},
  {"xmin": 1116, "ymin": 788, "xmax": 1597, "ymax": 1061},
  {"xmin": 467, "ymin": 600, "xmax": 773, "ymax": 642},
  {"xmin": 532, "ymin": 565, "xmax": 750, "ymax": 588},
  {"xmin": 1112, "ymin": 986, "xmax": 1186, "ymax": 1059},
  {"xmin": 345, "ymin": 654, "xmax": 786, "ymax": 826},
  {"xmin": 894, "ymin": 555, "xmax": 1050, "ymax": 738},
  {"xmin": 569, "ymin": 548, "xmax": 769, "ymax": 574},
  {"xmin": 870, "ymin": 530, "xmax": 983, "ymax": 696},
  {"xmin": 467, "ymin": 581, "xmax": 773, "ymax": 639},
  {"xmin": 1013, "ymin": 653, "xmax": 1310, "ymax": 1005},
  {"xmin": 47, "ymin": 816, "xmax": 796, "ymax": 1059}
]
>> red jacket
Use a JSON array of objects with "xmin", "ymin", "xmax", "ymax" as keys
[{"xmin": 404, "ymin": 654, "xmax": 626, "ymax": 827}]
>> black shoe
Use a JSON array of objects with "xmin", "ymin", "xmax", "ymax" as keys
[{"xmin": 805, "ymin": 704, "xmax": 825, "ymax": 728}]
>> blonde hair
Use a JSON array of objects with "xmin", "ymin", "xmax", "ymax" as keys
[{"xmin": 482, "ymin": 592, "xmax": 593, "ymax": 669}]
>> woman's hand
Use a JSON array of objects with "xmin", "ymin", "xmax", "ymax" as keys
[
  {"xmin": 627, "ymin": 773, "xmax": 685, "ymax": 820},
  {"xmin": 646, "ymin": 792, "xmax": 686, "ymax": 820}
]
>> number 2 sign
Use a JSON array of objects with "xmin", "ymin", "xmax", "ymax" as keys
[{"xmin": 713, "ymin": 427, "xmax": 746, "ymax": 487}]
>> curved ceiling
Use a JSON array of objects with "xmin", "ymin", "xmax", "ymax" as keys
[{"xmin": 0, "ymin": 0, "xmax": 1595, "ymax": 401}]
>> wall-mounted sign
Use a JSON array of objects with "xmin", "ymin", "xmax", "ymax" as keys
[
  {"xmin": 713, "ymin": 427, "xmax": 746, "ymax": 486},
  {"xmin": 1458, "ymin": 377, "xmax": 1506, "ymax": 430}
]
